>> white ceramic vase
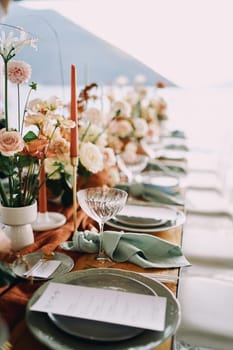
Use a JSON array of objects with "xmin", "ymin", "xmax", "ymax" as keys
[{"xmin": 0, "ymin": 201, "xmax": 37, "ymax": 251}]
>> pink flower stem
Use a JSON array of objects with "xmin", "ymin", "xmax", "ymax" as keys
[{"xmin": 17, "ymin": 84, "xmax": 20, "ymax": 132}]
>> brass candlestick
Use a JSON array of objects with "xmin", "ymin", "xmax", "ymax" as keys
[{"xmin": 71, "ymin": 156, "xmax": 78, "ymax": 232}]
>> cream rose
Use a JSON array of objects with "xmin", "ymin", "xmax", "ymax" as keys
[
  {"xmin": 0, "ymin": 129, "xmax": 24, "ymax": 156},
  {"xmin": 80, "ymin": 142, "xmax": 104, "ymax": 174},
  {"xmin": 80, "ymin": 124, "xmax": 107, "ymax": 147},
  {"xmin": 110, "ymin": 101, "xmax": 131, "ymax": 118},
  {"xmin": 133, "ymin": 117, "xmax": 148, "ymax": 138},
  {"xmin": 101, "ymin": 147, "xmax": 116, "ymax": 167},
  {"xmin": 109, "ymin": 119, "xmax": 133, "ymax": 138},
  {"xmin": 83, "ymin": 107, "xmax": 104, "ymax": 127},
  {"xmin": 106, "ymin": 167, "xmax": 120, "ymax": 186}
]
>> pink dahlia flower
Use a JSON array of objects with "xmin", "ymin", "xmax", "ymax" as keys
[{"xmin": 7, "ymin": 60, "xmax": 32, "ymax": 84}]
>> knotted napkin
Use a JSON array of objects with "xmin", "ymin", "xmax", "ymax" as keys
[
  {"xmin": 61, "ymin": 230, "xmax": 190, "ymax": 268},
  {"xmin": 115, "ymin": 182, "xmax": 184, "ymax": 206}
]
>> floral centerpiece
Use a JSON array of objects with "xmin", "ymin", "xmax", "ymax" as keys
[
  {"xmin": 46, "ymin": 84, "xmax": 120, "ymax": 205},
  {"xmin": 105, "ymin": 80, "xmax": 170, "ymax": 156},
  {"xmin": 0, "ymin": 27, "xmax": 74, "ymax": 208}
]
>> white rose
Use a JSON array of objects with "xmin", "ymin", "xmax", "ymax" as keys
[
  {"xmin": 109, "ymin": 119, "xmax": 133, "ymax": 138},
  {"xmin": 80, "ymin": 142, "xmax": 104, "ymax": 173},
  {"xmin": 79, "ymin": 124, "xmax": 107, "ymax": 146},
  {"xmin": 133, "ymin": 117, "xmax": 148, "ymax": 138},
  {"xmin": 107, "ymin": 135, "xmax": 124, "ymax": 153},
  {"xmin": 124, "ymin": 141, "xmax": 138, "ymax": 154},
  {"xmin": 110, "ymin": 101, "xmax": 131, "ymax": 118},
  {"xmin": 83, "ymin": 107, "xmax": 105, "ymax": 126},
  {"xmin": 121, "ymin": 149, "xmax": 137, "ymax": 164},
  {"xmin": 101, "ymin": 147, "xmax": 116, "ymax": 167},
  {"xmin": 106, "ymin": 167, "xmax": 120, "ymax": 186}
]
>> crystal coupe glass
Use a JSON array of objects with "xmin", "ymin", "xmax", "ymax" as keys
[{"xmin": 77, "ymin": 187, "xmax": 128, "ymax": 264}]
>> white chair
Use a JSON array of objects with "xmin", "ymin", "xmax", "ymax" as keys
[
  {"xmin": 185, "ymin": 189, "xmax": 231, "ymax": 216},
  {"xmin": 176, "ymin": 276, "xmax": 233, "ymax": 350},
  {"xmin": 182, "ymin": 227, "xmax": 233, "ymax": 267}
]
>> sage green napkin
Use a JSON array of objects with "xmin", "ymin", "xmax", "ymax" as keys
[
  {"xmin": 115, "ymin": 183, "xmax": 184, "ymax": 206},
  {"xmin": 61, "ymin": 230, "xmax": 190, "ymax": 268}
]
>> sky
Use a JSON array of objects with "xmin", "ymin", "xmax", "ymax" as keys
[{"xmin": 13, "ymin": 0, "xmax": 233, "ymax": 87}]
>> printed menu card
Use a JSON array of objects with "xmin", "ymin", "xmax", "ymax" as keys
[{"xmin": 30, "ymin": 282, "xmax": 167, "ymax": 331}]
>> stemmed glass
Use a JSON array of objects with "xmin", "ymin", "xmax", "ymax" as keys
[
  {"xmin": 117, "ymin": 154, "xmax": 149, "ymax": 183},
  {"xmin": 77, "ymin": 187, "xmax": 128, "ymax": 264}
]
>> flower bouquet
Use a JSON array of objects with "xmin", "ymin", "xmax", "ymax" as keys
[{"xmin": 0, "ymin": 27, "xmax": 74, "ymax": 208}]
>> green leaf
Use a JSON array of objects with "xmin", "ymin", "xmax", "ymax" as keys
[
  {"xmin": 29, "ymin": 82, "xmax": 37, "ymax": 90},
  {"xmin": 23, "ymin": 131, "xmax": 38, "ymax": 142}
]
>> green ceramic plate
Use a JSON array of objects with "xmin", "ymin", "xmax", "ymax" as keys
[{"xmin": 26, "ymin": 268, "xmax": 181, "ymax": 350}]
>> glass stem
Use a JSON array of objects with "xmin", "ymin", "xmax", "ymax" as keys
[{"xmin": 98, "ymin": 221, "xmax": 105, "ymax": 258}]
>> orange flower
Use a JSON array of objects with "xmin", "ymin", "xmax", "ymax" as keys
[{"xmin": 24, "ymin": 137, "xmax": 49, "ymax": 159}]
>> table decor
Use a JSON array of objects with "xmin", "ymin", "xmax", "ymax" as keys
[
  {"xmin": 0, "ymin": 200, "xmax": 37, "ymax": 251},
  {"xmin": 31, "ymin": 164, "xmax": 66, "ymax": 231},
  {"xmin": 116, "ymin": 182, "xmax": 184, "ymax": 206},
  {"xmin": 77, "ymin": 186, "xmax": 128, "ymax": 264},
  {"xmin": 11, "ymin": 251, "xmax": 74, "ymax": 281},
  {"xmin": 61, "ymin": 229, "xmax": 189, "ymax": 268},
  {"xmin": 0, "ymin": 27, "xmax": 74, "ymax": 248},
  {"xmin": 26, "ymin": 268, "xmax": 181, "ymax": 350}
]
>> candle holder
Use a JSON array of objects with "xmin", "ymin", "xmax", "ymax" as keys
[
  {"xmin": 71, "ymin": 156, "xmax": 78, "ymax": 233},
  {"xmin": 32, "ymin": 211, "xmax": 66, "ymax": 231}
]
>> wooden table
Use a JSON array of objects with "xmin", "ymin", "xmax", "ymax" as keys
[{"xmin": 1, "ymin": 206, "xmax": 183, "ymax": 350}]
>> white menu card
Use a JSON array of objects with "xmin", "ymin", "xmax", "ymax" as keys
[{"xmin": 30, "ymin": 282, "xmax": 167, "ymax": 331}]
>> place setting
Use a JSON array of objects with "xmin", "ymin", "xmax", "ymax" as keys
[
  {"xmin": 24, "ymin": 185, "xmax": 188, "ymax": 350},
  {"xmin": 135, "ymin": 170, "xmax": 180, "ymax": 194},
  {"xmin": 107, "ymin": 203, "xmax": 185, "ymax": 233},
  {"xmin": 26, "ymin": 268, "xmax": 181, "ymax": 350}
]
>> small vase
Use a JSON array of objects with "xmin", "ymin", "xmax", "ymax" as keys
[{"xmin": 0, "ymin": 201, "xmax": 37, "ymax": 251}]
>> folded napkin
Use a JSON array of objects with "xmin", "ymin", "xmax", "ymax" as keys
[
  {"xmin": 147, "ymin": 161, "xmax": 187, "ymax": 175},
  {"xmin": 61, "ymin": 230, "xmax": 190, "ymax": 268},
  {"xmin": 115, "ymin": 183, "xmax": 184, "ymax": 206}
]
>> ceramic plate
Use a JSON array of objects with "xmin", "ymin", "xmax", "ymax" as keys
[
  {"xmin": 143, "ymin": 175, "xmax": 179, "ymax": 189},
  {"xmin": 48, "ymin": 273, "xmax": 157, "ymax": 342},
  {"xmin": 108, "ymin": 204, "xmax": 185, "ymax": 233},
  {"xmin": 114, "ymin": 215, "xmax": 167, "ymax": 228},
  {"xmin": 12, "ymin": 252, "xmax": 74, "ymax": 280},
  {"xmin": 26, "ymin": 268, "xmax": 181, "ymax": 350}
]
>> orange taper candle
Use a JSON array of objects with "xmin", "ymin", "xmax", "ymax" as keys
[
  {"xmin": 38, "ymin": 163, "xmax": 47, "ymax": 213},
  {"xmin": 70, "ymin": 64, "xmax": 78, "ymax": 158}
]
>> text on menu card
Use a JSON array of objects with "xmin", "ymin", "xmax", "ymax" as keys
[{"xmin": 30, "ymin": 282, "xmax": 167, "ymax": 331}]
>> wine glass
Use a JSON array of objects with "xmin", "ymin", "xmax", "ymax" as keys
[
  {"xmin": 117, "ymin": 154, "xmax": 149, "ymax": 183},
  {"xmin": 77, "ymin": 187, "xmax": 128, "ymax": 264}
]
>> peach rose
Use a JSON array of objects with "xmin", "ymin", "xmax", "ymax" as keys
[
  {"xmin": 0, "ymin": 128, "xmax": 24, "ymax": 156},
  {"xmin": 25, "ymin": 137, "xmax": 49, "ymax": 159}
]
